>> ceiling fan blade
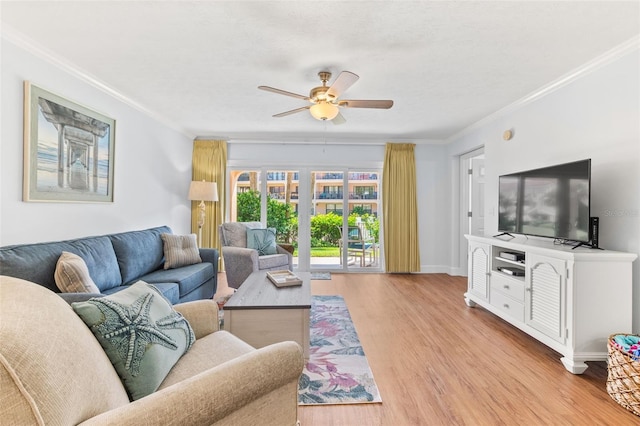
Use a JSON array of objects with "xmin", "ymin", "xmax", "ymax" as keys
[
  {"xmin": 326, "ymin": 71, "xmax": 359, "ymax": 99},
  {"xmin": 332, "ymin": 112, "xmax": 346, "ymax": 125},
  {"xmin": 273, "ymin": 106, "xmax": 310, "ymax": 117},
  {"xmin": 258, "ymin": 86, "xmax": 309, "ymax": 101},
  {"xmin": 338, "ymin": 99, "xmax": 394, "ymax": 109}
]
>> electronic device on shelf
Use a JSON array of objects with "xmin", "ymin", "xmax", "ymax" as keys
[
  {"xmin": 497, "ymin": 159, "xmax": 592, "ymax": 245},
  {"xmin": 590, "ymin": 216, "xmax": 599, "ymax": 248},
  {"xmin": 499, "ymin": 251, "xmax": 524, "ymax": 262},
  {"xmin": 497, "ymin": 266, "xmax": 525, "ymax": 276}
]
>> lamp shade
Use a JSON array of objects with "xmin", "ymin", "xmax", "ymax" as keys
[
  {"xmin": 310, "ymin": 102, "xmax": 339, "ymax": 121},
  {"xmin": 188, "ymin": 180, "xmax": 218, "ymax": 202}
]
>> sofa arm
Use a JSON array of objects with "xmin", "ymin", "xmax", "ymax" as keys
[
  {"xmin": 221, "ymin": 246, "xmax": 259, "ymax": 288},
  {"xmin": 79, "ymin": 341, "xmax": 304, "ymax": 426},
  {"xmin": 222, "ymin": 246, "xmax": 259, "ymax": 265},
  {"xmin": 199, "ymin": 248, "xmax": 219, "ymax": 274},
  {"xmin": 173, "ymin": 299, "xmax": 219, "ymax": 338}
]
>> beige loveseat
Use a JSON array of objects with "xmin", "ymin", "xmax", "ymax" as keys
[{"xmin": 0, "ymin": 276, "xmax": 304, "ymax": 425}]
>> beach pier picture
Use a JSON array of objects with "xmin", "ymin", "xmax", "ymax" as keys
[{"xmin": 23, "ymin": 82, "xmax": 115, "ymax": 203}]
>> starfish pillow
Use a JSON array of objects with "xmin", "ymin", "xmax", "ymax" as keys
[{"xmin": 72, "ymin": 281, "xmax": 195, "ymax": 400}]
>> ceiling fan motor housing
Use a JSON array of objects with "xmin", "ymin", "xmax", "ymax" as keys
[
  {"xmin": 310, "ymin": 86, "xmax": 333, "ymax": 103},
  {"xmin": 310, "ymin": 71, "xmax": 334, "ymax": 102}
]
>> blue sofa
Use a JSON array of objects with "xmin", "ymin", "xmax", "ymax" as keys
[{"xmin": 0, "ymin": 226, "xmax": 218, "ymax": 304}]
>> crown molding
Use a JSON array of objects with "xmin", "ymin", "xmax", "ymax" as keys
[
  {"xmin": 2, "ymin": 25, "xmax": 196, "ymax": 139},
  {"xmin": 217, "ymin": 135, "xmax": 445, "ymax": 145},
  {"xmin": 446, "ymin": 35, "xmax": 640, "ymax": 143}
]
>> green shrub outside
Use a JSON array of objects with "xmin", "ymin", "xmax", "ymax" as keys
[{"xmin": 236, "ymin": 190, "xmax": 379, "ymax": 248}]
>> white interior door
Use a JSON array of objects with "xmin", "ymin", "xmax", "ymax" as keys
[
  {"xmin": 470, "ymin": 158, "xmax": 485, "ymax": 235},
  {"xmin": 458, "ymin": 148, "xmax": 485, "ymax": 277}
]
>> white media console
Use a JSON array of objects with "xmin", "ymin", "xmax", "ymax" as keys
[{"xmin": 464, "ymin": 234, "xmax": 637, "ymax": 374}]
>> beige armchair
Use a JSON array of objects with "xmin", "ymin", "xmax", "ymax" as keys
[
  {"xmin": 220, "ymin": 222, "xmax": 293, "ymax": 289},
  {"xmin": 0, "ymin": 276, "xmax": 303, "ymax": 425}
]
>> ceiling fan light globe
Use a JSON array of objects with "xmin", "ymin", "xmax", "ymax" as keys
[{"xmin": 310, "ymin": 102, "xmax": 339, "ymax": 121}]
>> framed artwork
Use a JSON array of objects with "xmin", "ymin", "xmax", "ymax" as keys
[{"xmin": 23, "ymin": 81, "xmax": 115, "ymax": 202}]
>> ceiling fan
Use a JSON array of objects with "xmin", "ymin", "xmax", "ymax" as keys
[{"xmin": 258, "ymin": 70, "xmax": 393, "ymax": 124}]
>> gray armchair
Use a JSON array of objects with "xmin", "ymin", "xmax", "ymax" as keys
[{"xmin": 220, "ymin": 222, "xmax": 293, "ymax": 289}]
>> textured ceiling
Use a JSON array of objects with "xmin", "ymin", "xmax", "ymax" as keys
[{"xmin": 2, "ymin": 1, "xmax": 639, "ymax": 142}]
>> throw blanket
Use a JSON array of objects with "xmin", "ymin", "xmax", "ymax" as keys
[{"xmin": 612, "ymin": 334, "xmax": 640, "ymax": 360}]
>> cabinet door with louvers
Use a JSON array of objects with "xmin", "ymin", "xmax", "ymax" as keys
[
  {"xmin": 525, "ymin": 253, "xmax": 567, "ymax": 344},
  {"xmin": 468, "ymin": 241, "xmax": 490, "ymax": 301}
]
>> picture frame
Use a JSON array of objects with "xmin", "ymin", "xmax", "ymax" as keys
[{"xmin": 23, "ymin": 81, "xmax": 115, "ymax": 202}]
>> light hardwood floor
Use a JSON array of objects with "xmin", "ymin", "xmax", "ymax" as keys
[{"xmin": 216, "ymin": 273, "xmax": 636, "ymax": 425}]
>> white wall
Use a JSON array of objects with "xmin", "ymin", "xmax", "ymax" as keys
[
  {"xmin": 415, "ymin": 144, "xmax": 451, "ymax": 273},
  {"xmin": 0, "ymin": 38, "xmax": 194, "ymax": 246},
  {"xmin": 227, "ymin": 141, "xmax": 452, "ymax": 273},
  {"xmin": 448, "ymin": 49, "xmax": 640, "ymax": 330}
]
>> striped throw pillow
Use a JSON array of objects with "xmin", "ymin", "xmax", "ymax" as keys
[
  {"xmin": 54, "ymin": 251, "xmax": 101, "ymax": 293},
  {"xmin": 161, "ymin": 234, "xmax": 202, "ymax": 269}
]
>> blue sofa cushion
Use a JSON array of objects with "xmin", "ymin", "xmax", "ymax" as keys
[
  {"xmin": 139, "ymin": 263, "xmax": 214, "ymax": 298},
  {"xmin": 0, "ymin": 236, "xmax": 122, "ymax": 292},
  {"xmin": 109, "ymin": 226, "xmax": 170, "ymax": 285},
  {"xmin": 69, "ymin": 237, "xmax": 122, "ymax": 291}
]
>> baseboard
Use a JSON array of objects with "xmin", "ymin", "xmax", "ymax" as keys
[
  {"xmin": 447, "ymin": 267, "xmax": 467, "ymax": 277},
  {"xmin": 419, "ymin": 265, "xmax": 453, "ymax": 274}
]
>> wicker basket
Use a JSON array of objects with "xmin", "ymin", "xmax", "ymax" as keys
[{"xmin": 607, "ymin": 333, "xmax": 640, "ymax": 416}]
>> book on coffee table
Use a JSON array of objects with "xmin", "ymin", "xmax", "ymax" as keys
[{"xmin": 266, "ymin": 270, "xmax": 303, "ymax": 287}]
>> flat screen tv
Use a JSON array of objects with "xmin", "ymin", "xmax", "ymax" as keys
[{"xmin": 498, "ymin": 159, "xmax": 591, "ymax": 243}]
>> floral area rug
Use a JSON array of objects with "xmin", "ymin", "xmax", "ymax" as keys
[{"xmin": 298, "ymin": 295, "xmax": 382, "ymax": 405}]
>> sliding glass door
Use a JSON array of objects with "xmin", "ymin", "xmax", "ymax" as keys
[
  {"xmin": 228, "ymin": 166, "xmax": 382, "ymax": 272},
  {"xmin": 309, "ymin": 169, "xmax": 381, "ymax": 272}
]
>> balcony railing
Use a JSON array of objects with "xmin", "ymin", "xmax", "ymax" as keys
[
  {"xmin": 348, "ymin": 173, "xmax": 378, "ymax": 180},
  {"xmin": 315, "ymin": 173, "xmax": 343, "ymax": 180},
  {"xmin": 349, "ymin": 192, "xmax": 378, "ymax": 200},
  {"xmin": 239, "ymin": 172, "xmax": 376, "ymax": 182},
  {"xmin": 315, "ymin": 192, "xmax": 344, "ymax": 199},
  {"xmin": 314, "ymin": 192, "xmax": 378, "ymax": 200},
  {"xmin": 317, "ymin": 210, "xmax": 377, "ymax": 217},
  {"xmin": 237, "ymin": 172, "xmax": 300, "ymax": 182},
  {"xmin": 266, "ymin": 172, "xmax": 299, "ymax": 181},
  {"xmin": 315, "ymin": 173, "xmax": 378, "ymax": 181},
  {"xmin": 269, "ymin": 192, "xmax": 299, "ymax": 200}
]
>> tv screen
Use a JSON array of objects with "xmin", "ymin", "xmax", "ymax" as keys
[{"xmin": 498, "ymin": 159, "xmax": 591, "ymax": 243}]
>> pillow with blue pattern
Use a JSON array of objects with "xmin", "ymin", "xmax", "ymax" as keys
[
  {"xmin": 246, "ymin": 228, "xmax": 278, "ymax": 255},
  {"xmin": 72, "ymin": 281, "xmax": 195, "ymax": 401}
]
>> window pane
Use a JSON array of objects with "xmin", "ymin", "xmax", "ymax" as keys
[
  {"xmin": 266, "ymin": 170, "xmax": 298, "ymax": 245},
  {"xmin": 230, "ymin": 170, "xmax": 262, "ymax": 222}
]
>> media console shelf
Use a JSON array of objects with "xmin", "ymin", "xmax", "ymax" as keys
[{"xmin": 465, "ymin": 234, "xmax": 637, "ymax": 374}]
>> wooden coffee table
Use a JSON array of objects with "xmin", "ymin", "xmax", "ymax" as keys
[{"xmin": 223, "ymin": 271, "xmax": 311, "ymax": 358}]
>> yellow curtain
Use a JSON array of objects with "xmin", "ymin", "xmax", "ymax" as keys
[
  {"xmin": 382, "ymin": 143, "xmax": 421, "ymax": 272},
  {"xmin": 191, "ymin": 140, "xmax": 227, "ymax": 249}
]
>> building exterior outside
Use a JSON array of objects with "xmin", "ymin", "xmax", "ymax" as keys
[{"xmin": 233, "ymin": 171, "xmax": 379, "ymax": 217}]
